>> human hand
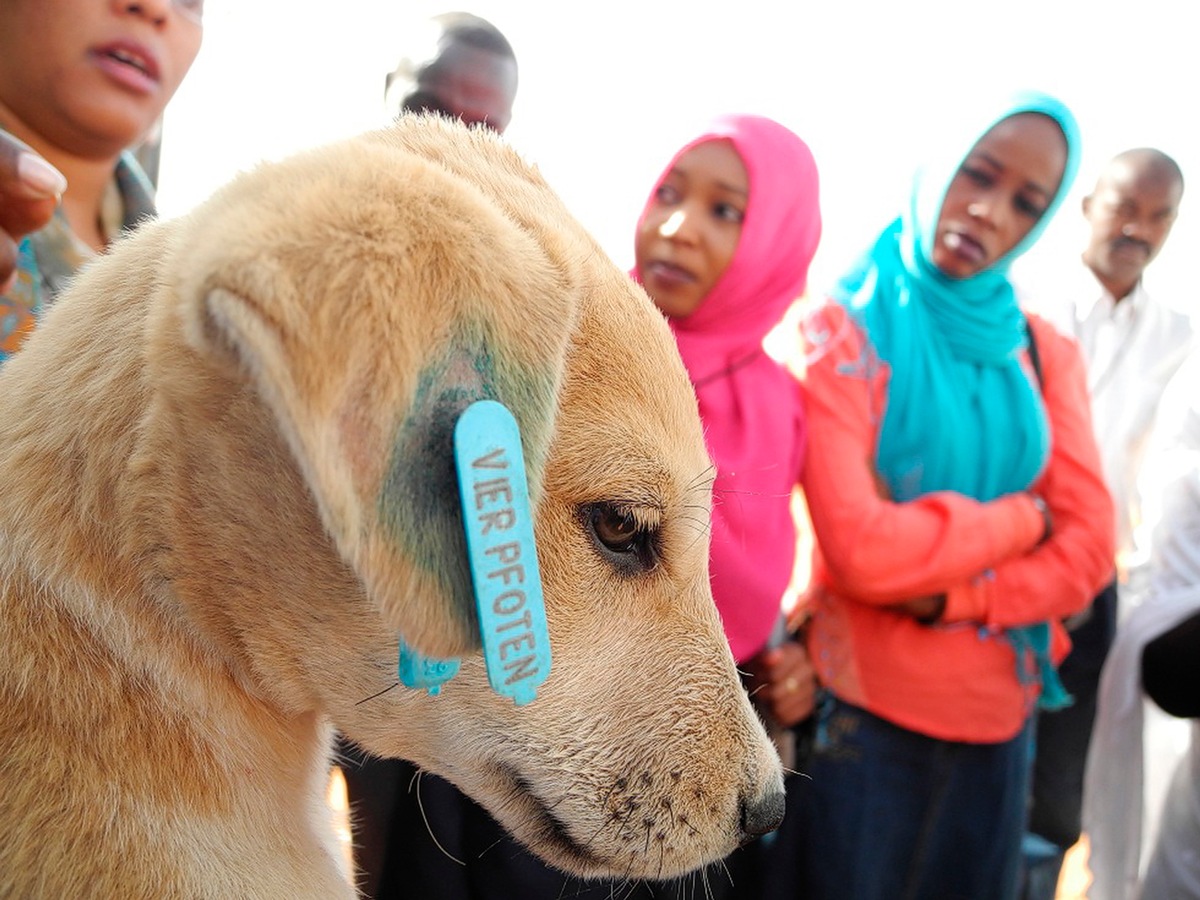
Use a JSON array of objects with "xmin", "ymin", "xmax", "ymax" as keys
[
  {"xmin": 891, "ymin": 594, "xmax": 947, "ymax": 624},
  {"xmin": 744, "ymin": 638, "xmax": 817, "ymax": 728},
  {"xmin": 0, "ymin": 133, "xmax": 66, "ymax": 293}
]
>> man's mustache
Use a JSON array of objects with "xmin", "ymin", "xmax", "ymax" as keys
[{"xmin": 1113, "ymin": 235, "xmax": 1151, "ymax": 255}]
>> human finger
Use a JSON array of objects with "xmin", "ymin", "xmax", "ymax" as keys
[{"xmin": 0, "ymin": 132, "xmax": 66, "ymax": 240}]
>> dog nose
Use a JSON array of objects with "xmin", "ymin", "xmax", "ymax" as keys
[{"xmin": 738, "ymin": 785, "xmax": 786, "ymax": 843}]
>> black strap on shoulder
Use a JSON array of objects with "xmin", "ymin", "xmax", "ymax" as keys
[{"xmin": 1024, "ymin": 316, "xmax": 1044, "ymax": 390}]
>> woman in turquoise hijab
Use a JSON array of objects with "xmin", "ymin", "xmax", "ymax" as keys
[{"xmin": 797, "ymin": 91, "xmax": 1115, "ymax": 899}]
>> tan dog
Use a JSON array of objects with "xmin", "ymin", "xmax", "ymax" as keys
[{"xmin": 0, "ymin": 116, "xmax": 784, "ymax": 898}]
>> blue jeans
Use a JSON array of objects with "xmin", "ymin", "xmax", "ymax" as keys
[{"xmin": 800, "ymin": 695, "xmax": 1033, "ymax": 900}]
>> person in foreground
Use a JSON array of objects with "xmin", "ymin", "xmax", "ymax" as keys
[
  {"xmin": 0, "ymin": 0, "xmax": 203, "ymax": 362},
  {"xmin": 797, "ymin": 90, "xmax": 1115, "ymax": 900}
]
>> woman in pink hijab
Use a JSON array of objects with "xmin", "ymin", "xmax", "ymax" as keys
[{"xmin": 634, "ymin": 113, "xmax": 822, "ymax": 738}]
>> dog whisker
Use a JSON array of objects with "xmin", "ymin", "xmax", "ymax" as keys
[
  {"xmin": 614, "ymin": 877, "xmax": 635, "ymax": 900},
  {"xmin": 659, "ymin": 796, "xmax": 677, "ymax": 829},
  {"xmin": 679, "ymin": 522, "xmax": 712, "ymax": 556},
  {"xmin": 685, "ymin": 464, "xmax": 717, "ymax": 492},
  {"xmin": 353, "ymin": 681, "xmax": 399, "ymax": 706},
  {"xmin": 678, "ymin": 869, "xmax": 694, "ymax": 900},
  {"xmin": 618, "ymin": 849, "xmax": 640, "ymax": 888},
  {"xmin": 542, "ymin": 786, "xmax": 572, "ymax": 812},
  {"xmin": 677, "ymin": 811, "xmax": 700, "ymax": 837},
  {"xmin": 554, "ymin": 874, "xmax": 589, "ymax": 900},
  {"xmin": 689, "ymin": 866, "xmax": 706, "ymax": 900},
  {"xmin": 711, "ymin": 485, "xmax": 793, "ymax": 499},
  {"xmin": 415, "ymin": 772, "xmax": 466, "ymax": 866},
  {"xmin": 704, "ymin": 864, "xmax": 718, "ymax": 900},
  {"xmin": 475, "ymin": 834, "xmax": 506, "ymax": 859},
  {"xmin": 716, "ymin": 857, "xmax": 734, "ymax": 893},
  {"xmin": 579, "ymin": 809, "xmax": 621, "ymax": 859}
]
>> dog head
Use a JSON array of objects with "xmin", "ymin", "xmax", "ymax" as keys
[{"xmin": 136, "ymin": 115, "xmax": 784, "ymax": 879}]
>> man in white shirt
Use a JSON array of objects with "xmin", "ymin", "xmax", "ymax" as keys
[
  {"xmin": 1074, "ymin": 148, "xmax": 1191, "ymax": 591},
  {"xmin": 1022, "ymin": 148, "xmax": 1188, "ymax": 900}
]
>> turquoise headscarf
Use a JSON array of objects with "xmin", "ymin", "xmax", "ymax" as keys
[{"xmin": 833, "ymin": 90, "xmax": 1082, "ymax": 709}]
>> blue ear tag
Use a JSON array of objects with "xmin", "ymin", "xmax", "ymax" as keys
[
  {"xmin": 397, "ymin": 400, "xmax": 552, "ymax": 705},
  {"xmin": 396, "ymin": 642, "xmax": 459, "ymax": 695}
]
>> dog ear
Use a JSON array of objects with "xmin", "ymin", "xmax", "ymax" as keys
[
  {"xmin": 169, "ymin": 133, "xmax": 584, "ymax": 660},
  {"xmin": 185, "ymin": 261, "xmax": 568, "ymax": 660}
]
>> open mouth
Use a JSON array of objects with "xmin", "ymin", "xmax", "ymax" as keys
[
  {"xmin": 107, "ymin": 47, "xmax": 151, "ymax": 77},
  {"xmin": 943, "ymin": 230, "xmax": 986, "ymax": 266},
  {"xmin": 92, "ymin": 41, "xmax": 161, "ymax": 89}
]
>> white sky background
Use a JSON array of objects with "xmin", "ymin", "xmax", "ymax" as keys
[{"xmin": 157, "ymin": 0, "xmax": 1199, "ymax": 312}]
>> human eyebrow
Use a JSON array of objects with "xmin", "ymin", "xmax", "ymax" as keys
[
  {"xmin": 1022, "ymin": 181, "xmax": 1054, "ymax": 201},
  {"xmin": 1015, "ymin": 193, "xmax": 1049, "ymax": 218},
  {"xmin": 969, "ymin": 151, "xmax": 1003, "ymax": 173},
  {"xmin": 973, "ymin": 151, "xmax": 1053, "ymax": 199}
]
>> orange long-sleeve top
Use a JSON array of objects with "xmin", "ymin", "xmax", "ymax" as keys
[{"xmin": 799, "ymin": 302, "xmax": 1115, "ymax": 743}]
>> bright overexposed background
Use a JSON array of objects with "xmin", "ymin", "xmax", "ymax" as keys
[{"xmin": 158, "ymin": 0, "xmax": 1198, "ymax": 311}]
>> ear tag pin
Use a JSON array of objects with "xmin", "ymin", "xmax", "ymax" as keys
[
  {"xmin": 396, "ymin": 644, "xmax": 459, "ymax": 695},
  {"xmin": 397, "ymin": 400, "xmax": 552, "ymax": 705}
]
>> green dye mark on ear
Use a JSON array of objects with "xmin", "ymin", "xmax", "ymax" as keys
[
  {"xmin": 398, "ymin": 400, "xmax": 552, "ymax": 703},
  {"xmin": 377, "ymin": 324, "xmax": 558, "ymax": 650}
]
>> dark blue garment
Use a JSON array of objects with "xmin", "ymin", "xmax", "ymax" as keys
[
  {"xmin": 341, "ymin": 745, "xmax": 735, "ymax": 900},
  {"xmin": 801, "ymin": 695, "xmax": 1033, "ymax": 900},
  {"xmin": 1018, "ymin": 577, "xmax": 1119, "ymax": 900}
]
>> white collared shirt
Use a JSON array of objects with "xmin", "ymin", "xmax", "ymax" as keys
[{"xmin": 1069, "ymin": 270, "xmax": 1194, "ymax": 574}]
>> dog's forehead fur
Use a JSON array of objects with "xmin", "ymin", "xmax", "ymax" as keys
[{"xmin": 0, "ymin": 115, "xmax": 782, "ymax": 896}]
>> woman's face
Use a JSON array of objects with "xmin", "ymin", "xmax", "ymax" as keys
[
  {"xmin": 0, "ymin": 0, "xmax": 203, "ymax": 158},
  {"xmin": 635, "ymin": 139, "xmax": 748, "ymax": 319},
  {"xmin": 931, "ymin": 112, "xmax": 1067, "ymax": 279}
]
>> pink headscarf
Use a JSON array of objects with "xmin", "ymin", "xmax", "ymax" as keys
[{"xmin": 633, "ymin": 114, "xmax": 822, "ymax": 662}]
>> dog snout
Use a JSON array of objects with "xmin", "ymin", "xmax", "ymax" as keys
[{"xmin": 738, "ymin": 783, "xmax": 786, "ymax": 844}]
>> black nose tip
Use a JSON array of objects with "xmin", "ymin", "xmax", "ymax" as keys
[{"xmin": 739, "ymin": 786, "xmax": 786, "ymax": 843}]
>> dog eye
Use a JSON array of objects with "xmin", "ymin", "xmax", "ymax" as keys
[
  {"xmin": 593, "ymin": 505, "xmax": 638, "ymax": 550},
  {"xmin": 582, "ymin": 503, "xmax": 658, "ymax": 574}
]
